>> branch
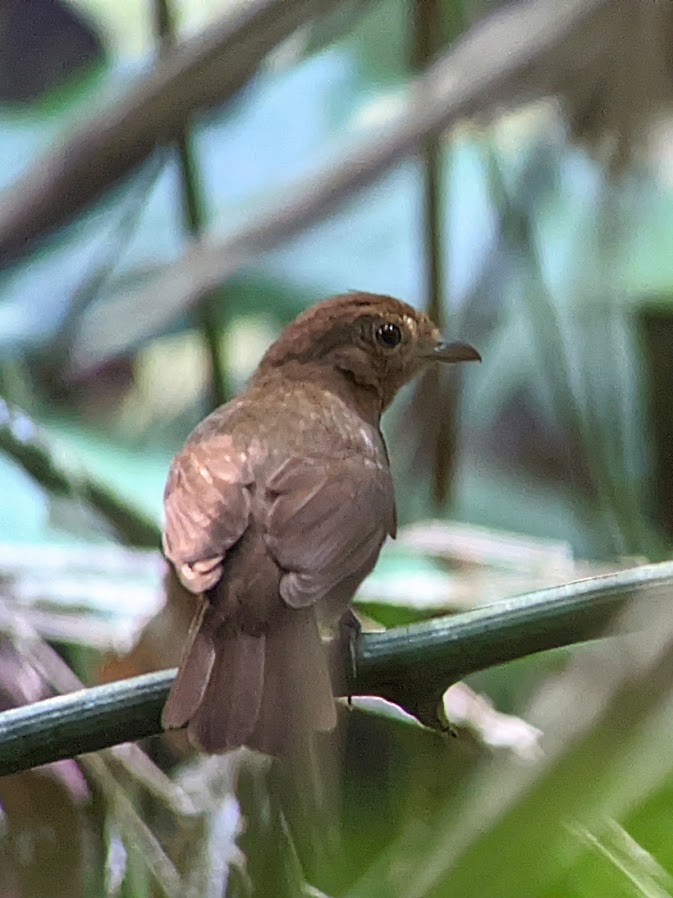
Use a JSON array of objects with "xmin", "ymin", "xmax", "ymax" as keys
[
  {"xmin": 153, "ymin": 0, "xmax": 231, "ymax": 411},
  {"xmin": 0, "ymin": 0, "xmax": 348, "ymax": 264},
  {"xmin": 72, "ymin": 0, "xmax": 609, "ymax": 369},
  {"xmin": 0, "ymin": 398, "xmax": 160, "ymax": 547},
  {"xmin": 1, "ymin": 559, "xmax": 671, "ymax": 777}
]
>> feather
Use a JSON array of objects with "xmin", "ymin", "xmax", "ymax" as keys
[
  {"xmin": 249, "ymin": 607, "xmax": 336, "ymax": 756},
  {"xmin": 161, "ymin": 598, "xmax": 215, "ymax": 729},
  {"xmin": 264, "ymin": 455, "xmax": 396, "ymax": 609},
  {"xmin": 188, "ymin": 630, "xmax": 265, "ymax": 752}
]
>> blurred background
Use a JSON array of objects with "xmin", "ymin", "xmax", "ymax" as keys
[{"xmin": 2, "ymin": 0, "xmax": 673, "ymax": 895}]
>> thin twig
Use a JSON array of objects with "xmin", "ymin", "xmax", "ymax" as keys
[
  {"xmin": 481, "ymin": 145, "xmax": 647, "ymax": 556},
  {"xmin": 411, "ymin": 0, "xmax": 447, "ymax": 327},
  {"xmin": 1, "ymin": 558, "xmax": 672, "ymax": 777},
  {"xmin": 53, "ymin": 152, "xmax": 167, "ymax": 350},
  {"xmin": 153, "ymin": 0, "xmax": 229, "ymax": 410},
  {"xmin": 412, "ymin": 0, "xmax": 453, "ymax": 507}
]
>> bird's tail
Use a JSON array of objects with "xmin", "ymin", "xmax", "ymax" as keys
[{"xmin": 162, "ymin": 601, "xmax": 336, "ymax": 756}]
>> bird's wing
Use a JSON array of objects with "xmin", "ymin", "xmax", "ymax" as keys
[
  {"xmin": 263, "ymin": 454, "xmax": 396, "ymax": 609},
  {"xmin": 163, "ymin": 432, "xmax": 254, "ymax": 594}
]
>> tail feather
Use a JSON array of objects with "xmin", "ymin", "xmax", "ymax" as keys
[
  {"xmin": 161, "ymin": 600, "xmax": 214, "ymax": 729},
  {"xmin": 162, "ymin": 603, "xmax": 336, "ymax": 756},
  {"xmin": 189, "ymin": 630, "xmax": 265, "ymax": 751},
  {"xmin": 250, "ymin": 608, "xmax": 336, "ymax": 756}
]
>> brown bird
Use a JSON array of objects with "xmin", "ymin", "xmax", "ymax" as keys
[{"xmin": 161, "ymin": 291, "xmax": 480, "ymax": 755}]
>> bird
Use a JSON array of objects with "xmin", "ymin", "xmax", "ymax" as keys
[{"xmin": 161, "ymin": 291, "xmax": 480, "ymax": 756}]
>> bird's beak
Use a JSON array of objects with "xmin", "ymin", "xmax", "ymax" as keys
[{"xmin": 431, "ymin": 340, "xmax": 481, "ymax": 363}]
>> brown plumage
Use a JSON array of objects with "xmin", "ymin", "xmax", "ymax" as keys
[{"xmin": 161, "ymin": 291, "xmax": 480, "ymax": 755}]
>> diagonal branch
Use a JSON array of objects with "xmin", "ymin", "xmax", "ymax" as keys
[
  {"xmin": 0, "ymin": 0, "xmax": 350, "ymax": 264},
  {"xmin": 0, "ymin": 398, "xmax": 160, "ymax": 547},
  {"xmin": 71, "ymin": 0, "xmax": 610, "ymax": 369},
  {"xmin": 0, "ymin": 558, "xmax": 671, "ymax": 777}
]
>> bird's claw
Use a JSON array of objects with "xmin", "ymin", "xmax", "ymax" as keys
[{"xmin": 338, "ymin": 609, "xmax": 361, "ymax": 703}]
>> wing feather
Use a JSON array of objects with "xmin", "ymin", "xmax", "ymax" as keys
[
  {"xmin": 264, "ymin": 455, "xmax": 396, "ymax": 609},
  {"xmin": 163, "ymin": 432, "xmax": 253, "ymax": 593}
]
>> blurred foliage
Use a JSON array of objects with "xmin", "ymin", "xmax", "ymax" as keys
[{"xmin": 1, "ymin": 0, "xmax": 673, "ymax": 895}]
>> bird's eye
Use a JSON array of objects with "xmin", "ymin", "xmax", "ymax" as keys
[{"xmin": 375, "ymin": 322, "xmax": 402, "ymax": 348}]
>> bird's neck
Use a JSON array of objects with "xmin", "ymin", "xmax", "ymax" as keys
[
  {"xmin": 254, "ymin": 360, "xmax": 384, "ymax": 426},
  {"xmin": 325, "ymin": 364, "xmax": 385, "ymax": 425}
]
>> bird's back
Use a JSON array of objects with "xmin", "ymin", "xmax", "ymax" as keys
[{"xmin": 162, "ymin": 376, "xmax": 394, "ymax": 753}]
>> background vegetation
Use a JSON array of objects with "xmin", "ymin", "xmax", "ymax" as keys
[{"xmin": 2, "ymin": 0, "xmax": 673, "ymax": 895}]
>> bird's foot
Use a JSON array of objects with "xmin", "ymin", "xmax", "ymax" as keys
[{"xmin": 338, "ymin": 609, "xmax": 361, "ymax": 705}]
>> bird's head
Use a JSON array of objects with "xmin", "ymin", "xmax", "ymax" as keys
[{"xmin": 256, "ymin": 292, "xmax": 480, "ymax": 413}]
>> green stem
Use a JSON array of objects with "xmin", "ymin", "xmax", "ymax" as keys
[
  {"xmin": 176, "ymin": 129, "xmax": 230, "ymax": 410},
  {"xmin": 356, "ymin": 561, "xmax": 670, "ymax": 705},
  {"xmin": 0, "ymin": 670, "xmax": 170, "ymax": 777},
  {"xmin": 154, "ymin": 0, "xmax": 229, "ymax": 411},
  {"xmin": 413, "ymin": 0, "xmax": 448, "ymax": 507},
  {"xmin": 1, "ymin": 559, "xmax": 671, "ymax": 777}
]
